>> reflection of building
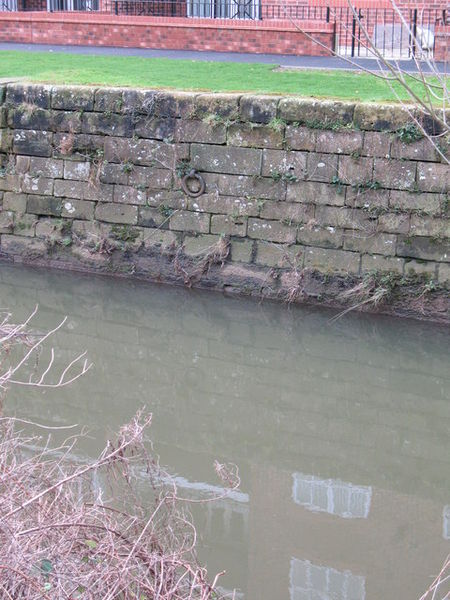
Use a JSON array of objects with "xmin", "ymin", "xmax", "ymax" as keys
[
  {"xmin": 290, "ymin": 557, "xmax": 365, "ymax": 600},
  {"xmin": 443, "ymin": 506, "xmax": 450, "ymax": 540},
  {"xmin": 247, "ymin": 464, "xmax": 450, "ymax": 600},
  {"xmin": 292, "ymin": 473, "xmax": 371, "ymax": 519}
]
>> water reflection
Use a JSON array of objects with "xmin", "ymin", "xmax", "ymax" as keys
[
  {"xmin": 290, "ymin": 557, "xmax": 365, "ymax": 600},
  {"xmin": 292, "ymin": 473, "xmax": 372, "ymax": 519},
  {"xmin": 1, "ymin": 264, "xmax": 449, "ymax": 599}
]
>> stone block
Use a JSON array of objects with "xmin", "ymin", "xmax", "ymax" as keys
[
  {"xmin": 174, "ymin": 120, "xmax": 226, "ymax": 144},
  {"xmin": 54, "ymin": 179, "xmax": 113, "ymax": 202},
  {"xmin": 306, "ymin": 153, "xmax": 338, "ymax": 183},
  {"xmin": 35, "ymin": 218, "xmax": 66, "ymax": 240},
  {"xmin": 25, "ymin": 156, "xmax": 64, "ymax": 179},
  {"xmin": 52, "ymin": 86, "xmax": 95, "ymax": 111},
  {"xmin": 389, "ymin": 190, "xmax": 442, "ymax": 215},
  {"xmin": 72, "ymin": 219, "xmax": 111, "ymax": 241},
  {"xmin": 230, "ymin": 239, "xmax": 254, "ymax": 262},
  {"xmin": 145, "ymin": 190, "xmax": 188, "ymax": 210},
  {"xmin": 3, "ymin": 192, "xmax": 27, "ymax": 213},
  {"xmin": 315, "ymin": 205, "xmax": 374, "ymax": 232},
  {"xmin": 5, "ymin": 84, "xmax": 51, "ymax": 109},
  {"xmin": 191, "ymin": 144, "xmax": 261, "ymax": 175},
  {"xmin": 138, "ymin": 207, "xmax": 169, "ymax": 228},
  {"xmin": 255, "ymin": 241, "xmax": 303, "ymax": 267},
  {"xmin": 211, "ymin": 214, "xmax": 247, "ymax": 237},
  {"xmin": 287, "ymin": 180, "xmax": 345, "ymax": 206},
  {"xmin": 227, "ymin": 123, "xmax": 283, "ymax": 149},
  {"xmin": 64, "ymin": 160, "xmax": 91, "ymax": 181},
  {"xmin": 13, "ymin": 213, "xmax": 36, "ymax": 237},
  {"xmin": 82, "ymin": 112, "xmax": 134, "ymax": 137},
  {"xmin": 391, "ymin": 137, "xmax": 437, "ymax": 162},
  {"xmin": 1, "ymin": 234, "xmax": 46, "ymax": 256},
  {"xmin": 304, "ymin": 246, "xmax": 360, "ymax": 274},
  {"xmin": 94, "ymin": 89, "xmax": 124, "ymax": 113},
  {"xmin": 51, "ymin": 110, "xmax": 82, "ymax": 133},
  {"xmin": 397, "ymin": 235, "xmax": 448, "ymax": 262},
  {"xmin": 8, "ymin": 106, "xmax": 52, "ymax": 131},
  {"xmin": 361, "ymin": 131, "xmax": 391, "ymax": 158},
  {"xmin": 121, "ymin": 89, "xmax": 158, "ymax": 115},
  {"xmin": 188, "ymin": 193, "xmax": 259, "ymax": 216},
  {"xmin": 104, "ymin": 136, "xmax": 188, "ymax": 167},
  {"xmin": 240, "ymin": 95, "xmax": 278, "ymax": 124},
  {"xmin": 113, "ymin": 185, "xmax": 147, "ymax": 206},
  {"xmin": 338, "ymin": 155, "xmax": 374, "ymax": 186},
  {"xmin": 410, "ymin": 215, "xmax": 450, "ymax": 237},
  {"xmin": 27, "ymin": 195, "xmax": 62, "ymax": 216},
  {"xmin": 373, "ymin": 159, "xmax": 416, "ymax": 190},
  {"xmin": 260, "ymin": 200, "xmax": 314, "ymax": 223},
  {"xmin": 0, "ymin": 129, "xmax": 12, "ymax": 153},
  {"xmin": 53, "ymin": 133, "xmax": 104, "ymax": 160},
  {"xmin": 202, "ymin": 173, "xmax": 285, "ymax": 201},
  {"xmin": 285, "ymin": 126, "xmax": 316, "ymax": 151},
  {"xmin": 0, "ymin": 210, "xmax": 14, "ymax": 233},
  {"xmin": 343, "ymin": 232, "xmax": 397, "ymax": 255},
  {"xmin": 99, "ymin": 162, "xmax": 128, "ymax": 185},
  {"xmin": 316, "ymin": 130, "xmax": 363, "ymax": 155},
  {"xmin": 61, "ymin": 199, "xmax": 95, "ymax": 220},
  {"xmin": 0, "ymin": 171, "xmax": 19, "ymax": 193},
  {"xmin": 404, "ymin": 259, "xmax": 438, "ymax": 278},
  {"xmin": 438, "ymin": 262, "xmax": 450, "ymax": 283},
  {"xmin": 417, "ymin": 162, "xmax": 449, "ymax": 193},
  {"xmin": 248, "ymin": 218, "xmax": 297, "ymax": 243},
  {"xmin": 261, "ymin": 149, "xmax": 306, "ymax": 179},
  {"xmin": 353, "ymin": 103, "xmax": 411, "ymax": 131},
  {"xmin": 13, "ymin": 129, "xmax": 52, "ymax": 157},
  {"xmin": 128, "ymin": 166, "xmax": 172, "ymax": 190},
  {"xmin": 345, "ymin": 188, "xmax": 389, "ymax": 210},
  {"xmin": 378, "ymin": 212, "xmax": 410, "ymax": 234},
  {"xmin": 296, "ymin": 225, "xmax": 344, "ymax": 249},
  {"xmin": 142, "ymin": 228, "xmax": 178, "ymax": 251},
  {"xmin": 21, "ymin": 175, "xmax": 54, "ymax": 196},
  {"xmin": 134, "ymin": 115, "xmax": 176, "ymax": 141},
  {"xmin": 361, "ymin": 254, "xmax": 404, "ymax": 273},
  {"xmin": 278, "ymin": 98, "xmax": 355, "ymax": 126},
  {"xmin": 194, "ymin": 93, "xmax": 240, "ymax": 120},
  {"xmin": 154, "ymin": 91, "xmax": 197, "ymax": 118},
  {"xmin": 169, "ymin": 210, "xmax": 210, "ymax": 233},
  {"xmin": 183, "ymin": 234, "xmax": 220, "ymax": 256},
  {"xmin": 95, "ymin": 203, "xmax": 138, "ymax": 225}
]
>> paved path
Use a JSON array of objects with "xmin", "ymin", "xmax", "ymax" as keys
[{"xmin": 0, "ymin": 41, "xmax": 444, "ymax": 72}]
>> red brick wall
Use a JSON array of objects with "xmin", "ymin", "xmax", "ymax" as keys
[
  {"xmin": 434, "ymin": 24, "xmax": 449, "ymax": 61},
  {"xmin": 0, "ymin": 12, "xmax": 335, "ymax": 55}
]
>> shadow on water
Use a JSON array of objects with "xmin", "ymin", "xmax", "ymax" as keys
[{"xmin": 1, "ymin": 264, "xmax": 449, "ymax": 600}]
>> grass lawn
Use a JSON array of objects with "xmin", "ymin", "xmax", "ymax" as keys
[{"xmin": 0, "ymin": 50, "xmax": 441, "ymax": 103}]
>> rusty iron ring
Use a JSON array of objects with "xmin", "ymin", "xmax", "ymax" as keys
[{"xmin": 181, "ymin": 169, "xmax": 206, "ymax": 198}]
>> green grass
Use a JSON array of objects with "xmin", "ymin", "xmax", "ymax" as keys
[{"xmin": 0, "ymin": 50, "xmax": 442, "ymax": 103}]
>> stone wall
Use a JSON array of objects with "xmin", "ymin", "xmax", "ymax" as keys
[{"xmin": 0, "ymin": 83, "xmax": 448, "ymax": 320}]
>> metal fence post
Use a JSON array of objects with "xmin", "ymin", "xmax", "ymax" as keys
[
  {"xmin": 412, "ymin": 8, "xmax": 417, "ymax": 57},
  {"xmin": 351, "ymin": 12, "xmax": 357, "ymax": 57}
]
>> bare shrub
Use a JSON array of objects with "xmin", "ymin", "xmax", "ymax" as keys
[{"xmin": 0, "ymin": 311, "xmax": 239, "ymax": 599}]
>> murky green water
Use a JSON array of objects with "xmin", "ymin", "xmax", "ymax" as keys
[{"xmin": 1, "ymin": 264, "xmax": 449, "ymax": 600}]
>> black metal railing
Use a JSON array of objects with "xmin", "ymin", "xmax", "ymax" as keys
[{"xmin": 331, "ymin": 6, "xmax": 446, "ymax": 59}]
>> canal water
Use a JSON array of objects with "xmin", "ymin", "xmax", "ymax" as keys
[{"xmin": 1, "ymin": 264, "xmax": 449, "ymax": 600}]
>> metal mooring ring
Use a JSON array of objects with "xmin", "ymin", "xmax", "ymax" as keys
[{"xmin": 181, "ymin": 170, "xmax": 206, "ymax": 198}]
